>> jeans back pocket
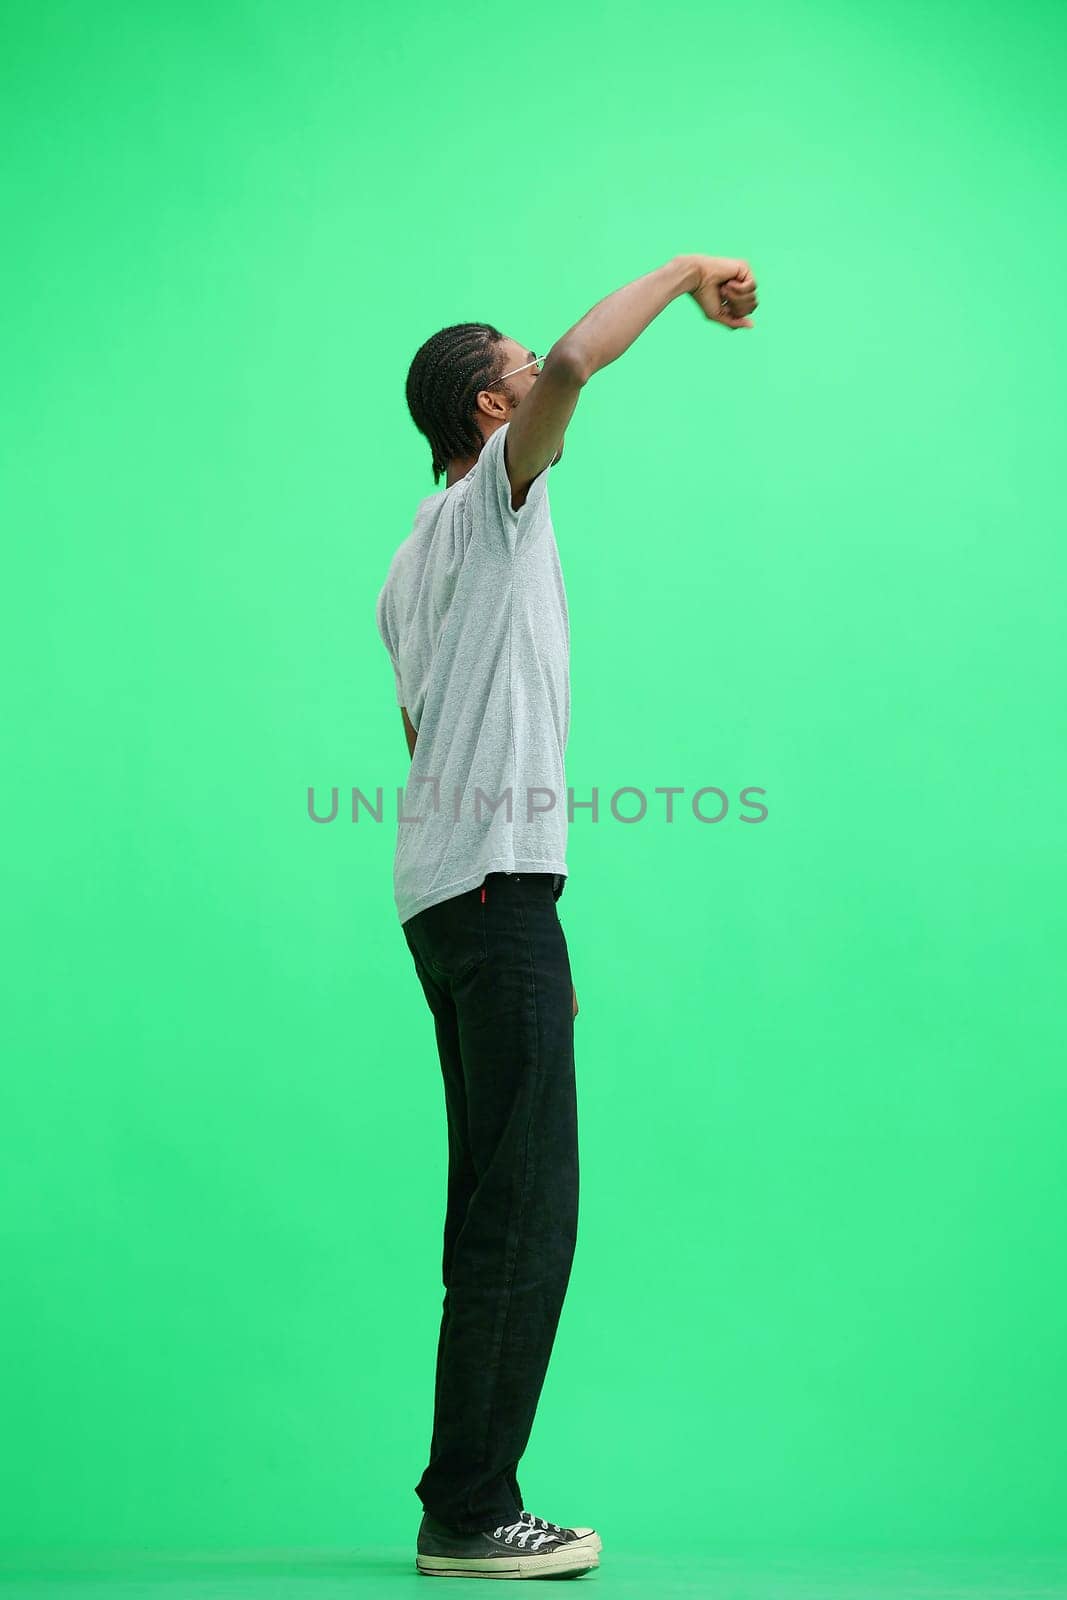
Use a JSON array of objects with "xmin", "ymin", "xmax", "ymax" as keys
[{"xmin": 418, "ymin": 887, "xmax": 487, "ymax": 983}]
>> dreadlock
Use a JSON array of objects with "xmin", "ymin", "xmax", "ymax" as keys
[{"xmin": 405, "ymin": 322, "xmax": 511, "ymax": 486}]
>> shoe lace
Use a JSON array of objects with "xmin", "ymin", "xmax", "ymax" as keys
[
  {"xmin": 518, "ymin": 1509, "xmax": 569, "ymax": 1537},
  {"xmin": 491, "ymin": 1517, "xmax": 560, "ymax": 1550}
]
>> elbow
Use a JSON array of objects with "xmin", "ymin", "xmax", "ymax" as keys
[{"xmin": 548, "ymin": 340, "xmax": 591, "ymax": 386}]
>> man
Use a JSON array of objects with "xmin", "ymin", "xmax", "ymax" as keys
[{"xmin": 375, "ymin": 253, "xmax": 758, "ymax": 1580}]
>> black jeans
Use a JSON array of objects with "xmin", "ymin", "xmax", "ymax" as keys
[{"xmin": 402, "ymin": 870, "xmax": 579, "ymax": 1533}]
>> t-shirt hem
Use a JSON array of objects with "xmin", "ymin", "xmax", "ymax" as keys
[{"xmin": 398, "ymin": 858, "xmax": 568, "ymax": 925}]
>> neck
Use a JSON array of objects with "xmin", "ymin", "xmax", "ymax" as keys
[{"xmin": 446, "ymin": 418, "xmax": 506, "ymax": 487}]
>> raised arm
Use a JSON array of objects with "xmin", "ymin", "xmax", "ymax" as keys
[
  {"xmin": 562, "ymin": 253, "xmax": 757, "ymax": 381},
  {"xmin": 504, "ymin": 253, "xmax": 757, "ymax": 502}
]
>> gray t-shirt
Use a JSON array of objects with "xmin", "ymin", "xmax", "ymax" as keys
[{"xmin": 375, "ymin": 421, "xmax": 570, "ymax": 925}]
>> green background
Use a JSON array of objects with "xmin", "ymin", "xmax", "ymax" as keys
[{"xmin": 3, "ymin": 0, "xmax": 1066, "ymax": 1576}]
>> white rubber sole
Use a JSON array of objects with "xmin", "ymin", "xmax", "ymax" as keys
[{"xmin": 416, "ymin": 1543, "xmax": 600, "ymax": 1579}]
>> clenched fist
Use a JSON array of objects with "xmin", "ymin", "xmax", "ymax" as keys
[{"xmin": 688, "ymin": 256, "xmax": 759, "ymax": 330}]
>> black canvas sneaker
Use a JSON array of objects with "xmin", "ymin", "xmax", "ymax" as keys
[
  {"xmin": 415, "ymin": 1509, "xmax": 600, "ymax": 1578},
  {"xmin": 518, "ymin": 1509, "xmax": 602, "ymax": 1553}
]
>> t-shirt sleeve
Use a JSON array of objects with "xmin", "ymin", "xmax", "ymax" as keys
[
  {"xmin": 375, "ymin": 582, "xmax": 405, "ymax": 706},
  {"xmin": 467, "ymin": 421, "xmax": 553, "ymax": 555}
]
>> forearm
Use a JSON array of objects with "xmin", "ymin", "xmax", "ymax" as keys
[{"xmin": 557, "ymin": 255, "xmax": 701, "ymax": 382}]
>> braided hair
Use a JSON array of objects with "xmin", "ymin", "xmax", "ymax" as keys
[{"xmin": 405, "ymin": 322, "xmax": 512, "ymax": 486}]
